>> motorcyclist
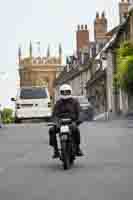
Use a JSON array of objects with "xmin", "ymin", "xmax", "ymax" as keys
[{"xmin": 49, "ymin": 84, "xmax": 83, "ymax": 158}]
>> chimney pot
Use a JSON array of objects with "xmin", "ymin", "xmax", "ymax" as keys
[{"xmin": 85, "ymin": 24, "xmax": 88, "ymax": 30}]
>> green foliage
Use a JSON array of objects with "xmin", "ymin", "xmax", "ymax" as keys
[
  {"xmin": 1, "ymin": 108, "xmax": 14, "ymax": 124},
  {"xmin": 117, "ymin": 41, "xmax": 133, "ymax": 58},
  {"xmin": 114, "ymin": 41, "xmax": 133, "ymax": 94}
]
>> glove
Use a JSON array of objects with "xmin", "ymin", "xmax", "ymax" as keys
[{"xmin": 76, "ymin": 120, "xmax": 82, "ymax": 126}]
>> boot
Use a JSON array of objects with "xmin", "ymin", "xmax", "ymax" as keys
[
  {"xmin": 76, "ymin": 145, "xmax": 83, "ymax": 157},
  {"xmin": 52, "ymin": 148, "xmax": 60, "ymax": 159}
]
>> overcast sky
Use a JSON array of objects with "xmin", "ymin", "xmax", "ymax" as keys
[{"xmin": 0, "ymin": 0, "xmax": 120, "ymax": 108}]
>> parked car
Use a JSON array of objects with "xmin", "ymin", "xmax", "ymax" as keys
[
  {"xmin": 73, "ymin": 96, "xmax": 94, "ymax": 121},
  {"xmin": 11, "ymin": 86, "xmax": 52, "ymax": 123}
]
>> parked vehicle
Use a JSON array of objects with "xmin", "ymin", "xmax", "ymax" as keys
[
  {"xmin": 73, "ymin": 96, "xmax": 94, "ymax": 121},
  {"xmin": 49, "ymin": 117, "xmax": 77, "ymax": 170},
  {"xmin": 11, "ymin": 86, "xmax": 52, "ymax": 123}
]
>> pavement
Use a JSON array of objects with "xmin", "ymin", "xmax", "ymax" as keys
[
  {"xmin": 0, "ymin": 119, "xmax": 132, "ymax": 200},
  {"xmin": 93, "ymin": 111, "xmax": 133, "ymax": 121}
]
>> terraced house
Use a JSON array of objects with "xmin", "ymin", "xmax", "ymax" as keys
[
  {"xmin": 55, "ymin": 12, "xmax": 111, "ymax": 100},
  {"xmin": 86, "ymin": 0, "xmax": 133, "ymax": 119},
  {"xmin": 55, "ymin": 0, "xmax": 133, "ymax": 119}
]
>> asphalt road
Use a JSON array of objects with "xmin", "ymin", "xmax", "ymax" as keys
[{"xmin": 0, "ymin": 119, "xmax": 133, "ymax": 200}]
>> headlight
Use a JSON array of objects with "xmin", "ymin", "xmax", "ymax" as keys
[{"xmin": 60, "ymin": 125, "xmax": 69, "ymax": 133}]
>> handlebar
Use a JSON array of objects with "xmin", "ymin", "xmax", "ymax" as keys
[{"xmin": 47, "ymin": 122, "xmax": 56, "ymax": 126}]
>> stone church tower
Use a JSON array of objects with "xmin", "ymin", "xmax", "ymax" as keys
[{"xmin": 18, "ymin": 42, "xmax": 64, "ymax": 99}]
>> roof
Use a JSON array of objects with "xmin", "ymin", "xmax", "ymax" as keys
[
  {"xmin": 86, "ymin": 69, "xmax": 106, "ymax": 88},
  {"xmin": 86, "ymin": 17, "xmax": 130, "ymax": 88},
  {"xmin": 105, "ymin": 25, "xmax": 120, "ymax": 37},
  {"xmin": 55, "ymin": 61, "xmax": 93, "ymax": 86},
  {"xmin": 95, "ymin": 17, "xmax": 130, "ymax": 60},
  {"xmin": 95, "ymin": 33, "xmax": 118, "ymax": 60}
]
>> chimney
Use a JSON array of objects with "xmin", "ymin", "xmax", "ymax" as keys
[
  {"xmin": 94, "ymin": 11, "xmax": 107, "ymax": 42},
  {"xmin": 119, "ymin": 0, "xmax": 131, "ymax": 23},
  {"xmin": 76, "ymin": 24, "xmax": 89, "ymax": 56}
]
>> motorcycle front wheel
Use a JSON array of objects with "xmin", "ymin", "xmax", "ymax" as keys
[{"xmin": 61, "ymin": 141, "xmax": 71, "ymax": 170}]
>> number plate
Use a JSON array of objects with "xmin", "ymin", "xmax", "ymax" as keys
[
  {"xmin": 60, "ymin": 125, "xmax": 69, "ymax": 133},
  {"xmin": 82, "ymin": 106, "xmax": 88, "ymax": 110}
]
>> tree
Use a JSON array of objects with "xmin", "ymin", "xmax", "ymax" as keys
[
  {"xmin": 114, "ymin": 41, "xmax": 133, "ymax": 94},
  {"xmin": 1, "ymin": 108, "xmax": 14, "ymax": 124}
]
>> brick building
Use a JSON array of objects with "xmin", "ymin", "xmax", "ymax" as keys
[
  {"xmin": 76, "ymin": 24, "xmax": 90, "ymax": 57},
  {"xmin": 55, "ymin": 11, "xmax": 111, "ymax": 100},
  {"xmin": 86, "ymin": 0, "xmax": 133, "ymax": 118}
]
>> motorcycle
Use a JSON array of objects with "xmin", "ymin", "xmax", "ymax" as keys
[
  {"xmin": 59, "ymin": 118, "xmax": 77, "ymax": 169},
  {"xmin": 49, "ymin": 118, "xmax": 77, "ymax": 170}
]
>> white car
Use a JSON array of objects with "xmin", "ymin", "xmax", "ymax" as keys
[{"xmin": 11, "ymin": 87, "xmax": 52, "ymax": 123}]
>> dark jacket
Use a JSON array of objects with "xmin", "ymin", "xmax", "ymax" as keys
[{"xmin": 52, "ymin": 98, "xmax": 80, "ymax": 121}]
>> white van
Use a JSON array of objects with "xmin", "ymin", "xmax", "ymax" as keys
[{"xmin": 11, "ymin": 87, "xmax": 52, "ymax": 123}]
